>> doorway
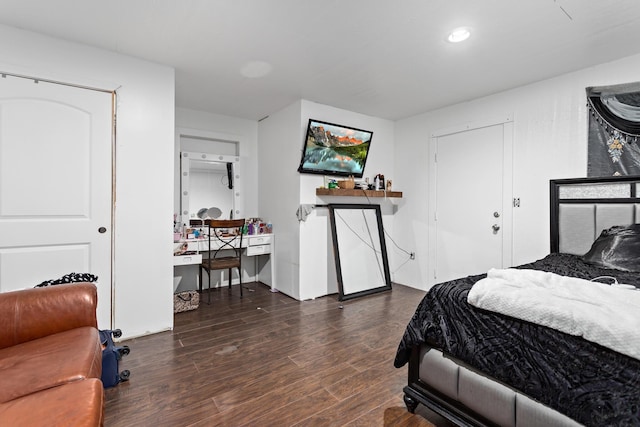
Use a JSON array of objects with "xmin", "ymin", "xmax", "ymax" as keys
[
  {"xmin": 0, "ymin": 74, "xmax": 114, "ymax": 328},
  {"xmin": 428, "ymin": 119, "xmax": 513, "ymax": 285}
]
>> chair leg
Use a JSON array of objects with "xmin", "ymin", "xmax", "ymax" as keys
[
  {"xmin": 208, "ymin": 267, "xmax": 212, "ymax": 305},
  {"xmin": 238, "ymin": 267, "xmax": 243, "ymax": 298},
  {"xmin": 198, "ymin": 267, "xmax": 211, "ymax": 305}
]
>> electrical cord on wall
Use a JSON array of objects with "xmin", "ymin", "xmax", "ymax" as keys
[
  {"xmin": 392, "ymin": 257, "xmax": 412, "ymax": 274},
  {"xmin": 360, "ymin": 189, "xmax": 414, "ymax": 270}
]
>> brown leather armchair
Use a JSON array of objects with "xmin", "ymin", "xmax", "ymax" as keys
[{"xmin": 0, "ymin": 283, "xmax": 104, "ymax": 426}]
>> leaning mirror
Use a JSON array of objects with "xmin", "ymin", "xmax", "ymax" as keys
[
  {"xmin": 180, "ymin": 151, "xmax": 242, "ymax": 227},
  {"xmin": 328, "ymin": 204, "xmax": 392, "ymax": 301}
]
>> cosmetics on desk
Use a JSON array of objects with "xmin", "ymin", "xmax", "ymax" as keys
[{"xmin": 245, "ymin": 218, "xmax": 272, "ymax": 235}]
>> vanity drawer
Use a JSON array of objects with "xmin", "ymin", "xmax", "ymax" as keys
[
  {"xmin": 173, "ymin": 254, "xmax": 202, "ymax": 266},
  {"xmin": 248, "ymin": 235, "xmax": 272, "ymax": 246},
  {"xmin": 246, "ymin": 244, "xmax": 271, "ymax": 256}
]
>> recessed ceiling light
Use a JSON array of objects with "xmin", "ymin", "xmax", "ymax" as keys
[
  {"xmin": 447, "ymin": 27, "xmax": 471, "ymax": 43},
  {"xmin": 240, "ymin": 61, "xmax": 272, "ymax": 78}
]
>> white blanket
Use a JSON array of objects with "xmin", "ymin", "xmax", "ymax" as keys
[{"xmin": 467, "ymin": 268, "xmax": 640, "ymax": 361}]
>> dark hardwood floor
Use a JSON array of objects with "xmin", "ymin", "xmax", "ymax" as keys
[{"xmin": 104, "ymin": 282, "xmax": 455, "ymax": 426}]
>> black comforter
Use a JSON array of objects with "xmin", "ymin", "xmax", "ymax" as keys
[{"xmin": 394, "ymin": 253, "xmax": 640, "ymax": 426}]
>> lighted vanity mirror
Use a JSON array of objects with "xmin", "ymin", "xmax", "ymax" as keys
[
  {"xmin": 328, "ymin": 204, "xmax": 392, "ymax": 301},
  {"xmin": 180, "ymin": 151, "xmax": 242, "ymax": 227}
]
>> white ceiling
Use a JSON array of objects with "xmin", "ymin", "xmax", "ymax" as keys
[{"xmin": 2, "ymin": 0, "xmax": 640, "ymax": 121}]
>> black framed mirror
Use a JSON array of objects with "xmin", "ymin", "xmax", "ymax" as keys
[{"xmin": 328, "ymin": 204, "xmax": 392, "ymax": 301}]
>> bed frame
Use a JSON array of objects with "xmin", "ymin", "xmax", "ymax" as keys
[{"xmin": 402, "ymin": 175, "xmax": 640, "ymax": 427}]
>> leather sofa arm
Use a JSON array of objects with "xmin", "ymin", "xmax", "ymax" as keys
[{"xmin": 0, "ymin": 283, "xmax": 98, "ymax": 350}]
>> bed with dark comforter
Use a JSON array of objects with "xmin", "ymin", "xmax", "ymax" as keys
[
  {"xmin": 395, "ymin": 176, "xmax": 640, "ymax": 426},
  {"xmin": 395, "ymin": 253, "xmax": 640, "ymax": 426}
]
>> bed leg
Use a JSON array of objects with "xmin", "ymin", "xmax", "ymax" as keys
[{"xmin": 403, "ymin": 393, "xmax": 418, "ymax": 413}]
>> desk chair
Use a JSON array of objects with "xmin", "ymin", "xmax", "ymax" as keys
[{"xmin": 199, "ymin": 219, "xmax": 245, "ymax": 304}]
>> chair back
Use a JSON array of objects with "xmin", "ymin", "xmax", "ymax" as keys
[{"xmin": 205, "ymin": 219, "xmax": 245, "ymax": 261}]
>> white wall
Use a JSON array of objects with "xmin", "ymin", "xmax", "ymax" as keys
[
  {"xmin": 259, "ymin": 99, "xmax": 397, "ymax": 300},
  {"xmin": 0, "ymin": 24, "xmax": 176, "ymax": 339},
  {"xmin": 257, "ymin": 101, "xmax": 303, "ymax": 298},
  {"xmin": 175, "ymin": 107, "xmax": 259, "ymax": 217},
  {"xmin": 299, "ymin": 101, "xmax": 397, "ymax": 300},
  {"xmin": 394, "ymin": 52, "xmax": 640, "ymax": 291}
]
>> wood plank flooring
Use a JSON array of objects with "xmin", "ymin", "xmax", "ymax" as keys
[{"xmin": 104, "ymin": 282, "xmax": 456, "ymax": 426}]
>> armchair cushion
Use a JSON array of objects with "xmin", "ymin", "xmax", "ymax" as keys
[
  {"xmin": 0, "ymin": 326, "xmax": 101, "ymax": 403},
  {"xmin": 0, "ymin": 378, "xmax": 104, "ymax": 427}
]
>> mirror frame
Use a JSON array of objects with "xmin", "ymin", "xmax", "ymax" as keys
[
  {"xmin": 328, "ymin": 203, "xmax": 392, "ymax": 301},
  {"xmin": 180, "ymin": 151, "xmax": 242, "ymax": 226}
]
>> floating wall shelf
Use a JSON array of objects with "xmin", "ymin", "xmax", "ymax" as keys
[{"xmin": 316, "ymin": 188, "xmax": 403, "ymax": 198}]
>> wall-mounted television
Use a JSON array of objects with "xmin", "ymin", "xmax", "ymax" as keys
[{"xmin": 297, "ymin": 119, "xmax": 373, "ymax": 178}]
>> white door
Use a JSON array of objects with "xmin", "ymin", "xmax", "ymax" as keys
[
  {"xmin": 433, "ymin": 123, "xmax": 511, "ymax": 283},
  {"xmin": 0, "ymin": 76, "xmax": 113, "ymax": 328}
]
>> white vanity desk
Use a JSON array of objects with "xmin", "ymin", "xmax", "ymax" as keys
[{"xmin": 173, "ymin": 233, "xmax": 276, "ymax": 291}]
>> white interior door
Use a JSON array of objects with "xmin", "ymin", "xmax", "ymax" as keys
[
  {"xmin": 433, "ymin": 123, "xmax": 511, "ymax": 283},
  {"xmin": 0, "ymin": 76, "xmax": 113, "ymax": 328}
]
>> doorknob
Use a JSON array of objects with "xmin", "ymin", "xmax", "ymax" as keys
[
  {"xmin": 492, "ymin": 224, "xmax": 500, "ymax": 234},
  {"xmin": 493, "ymin": 211, "xmax": 500, "ymax": 218},
  {"xmin": 98, "ymin": 227, "xmax": 107, "ymax": 234}
]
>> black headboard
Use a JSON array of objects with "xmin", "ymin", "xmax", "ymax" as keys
[{"xmin": 550, "ymin": 175, "xmax": 640, "ymax": 254}]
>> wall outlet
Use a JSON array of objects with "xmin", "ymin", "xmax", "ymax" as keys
[{"xmin": 410, "ymin": 252, "xmax": 416, "ymax": 260}]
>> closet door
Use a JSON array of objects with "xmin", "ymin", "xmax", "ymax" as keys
[
  {"xmin": 0, "ymin": 76, "xmax": 113, "ymax": 328},
  {"xmin": 431, "ymin": 122, "xmax": 512, "ymax": 284}
]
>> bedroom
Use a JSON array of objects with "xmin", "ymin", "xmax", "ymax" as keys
[{"xmin": 0, "ymin": 1, "xmax": 639, "ymax": 426}]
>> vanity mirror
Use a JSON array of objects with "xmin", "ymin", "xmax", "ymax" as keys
[
  {"xmin": 328, "ymin": 204, "xmax": 392, "ymax": 301},
  {"xmin": 180, "ymin": 151, "xmax": 242, "ymax": 227}
]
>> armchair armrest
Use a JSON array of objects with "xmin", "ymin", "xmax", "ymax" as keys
[{"xmin": 0, "ymin": 283, "xmax": 98, "ymax": 350}]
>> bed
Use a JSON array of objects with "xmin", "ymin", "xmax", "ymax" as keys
[{"xmin": 395, "ymin": 176, "xmax": 640, "ymax": 427}]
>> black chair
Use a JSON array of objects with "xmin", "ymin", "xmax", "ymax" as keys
[{"xmin": 198, "ymin": 219, "xmax": 245, "ymax": 304}]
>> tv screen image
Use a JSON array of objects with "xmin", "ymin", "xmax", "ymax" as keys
[{"xmin": 298, "ymin": 119, "xmax": 373, "ymax": 178}]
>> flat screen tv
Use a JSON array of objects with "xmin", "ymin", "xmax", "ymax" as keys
[{"xmin": 297, "ymin": 119, "xmax": 373, "ymax": 178}]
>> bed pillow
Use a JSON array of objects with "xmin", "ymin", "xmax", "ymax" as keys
[{"xmin": 582, "ymin": 223, "xmax": 640, "ymax": 272}]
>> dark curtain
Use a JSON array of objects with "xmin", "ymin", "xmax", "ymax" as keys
[{"xmin": 587, "ymin": 82, "xmax": 640, "ymax": 176}]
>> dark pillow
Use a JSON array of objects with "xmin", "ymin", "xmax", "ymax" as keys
[{"xmin": 582, "ymin": 224, "xmax": 640, "ymax": 272}]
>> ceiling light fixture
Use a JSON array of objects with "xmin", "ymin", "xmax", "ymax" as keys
[
  {"xmin": 447, "ymin": 27, "xmax": 471, "ymax": 43},
  {"xmin": 240, "ymin": 61, "xmax": 272, "ymax": 78}
]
